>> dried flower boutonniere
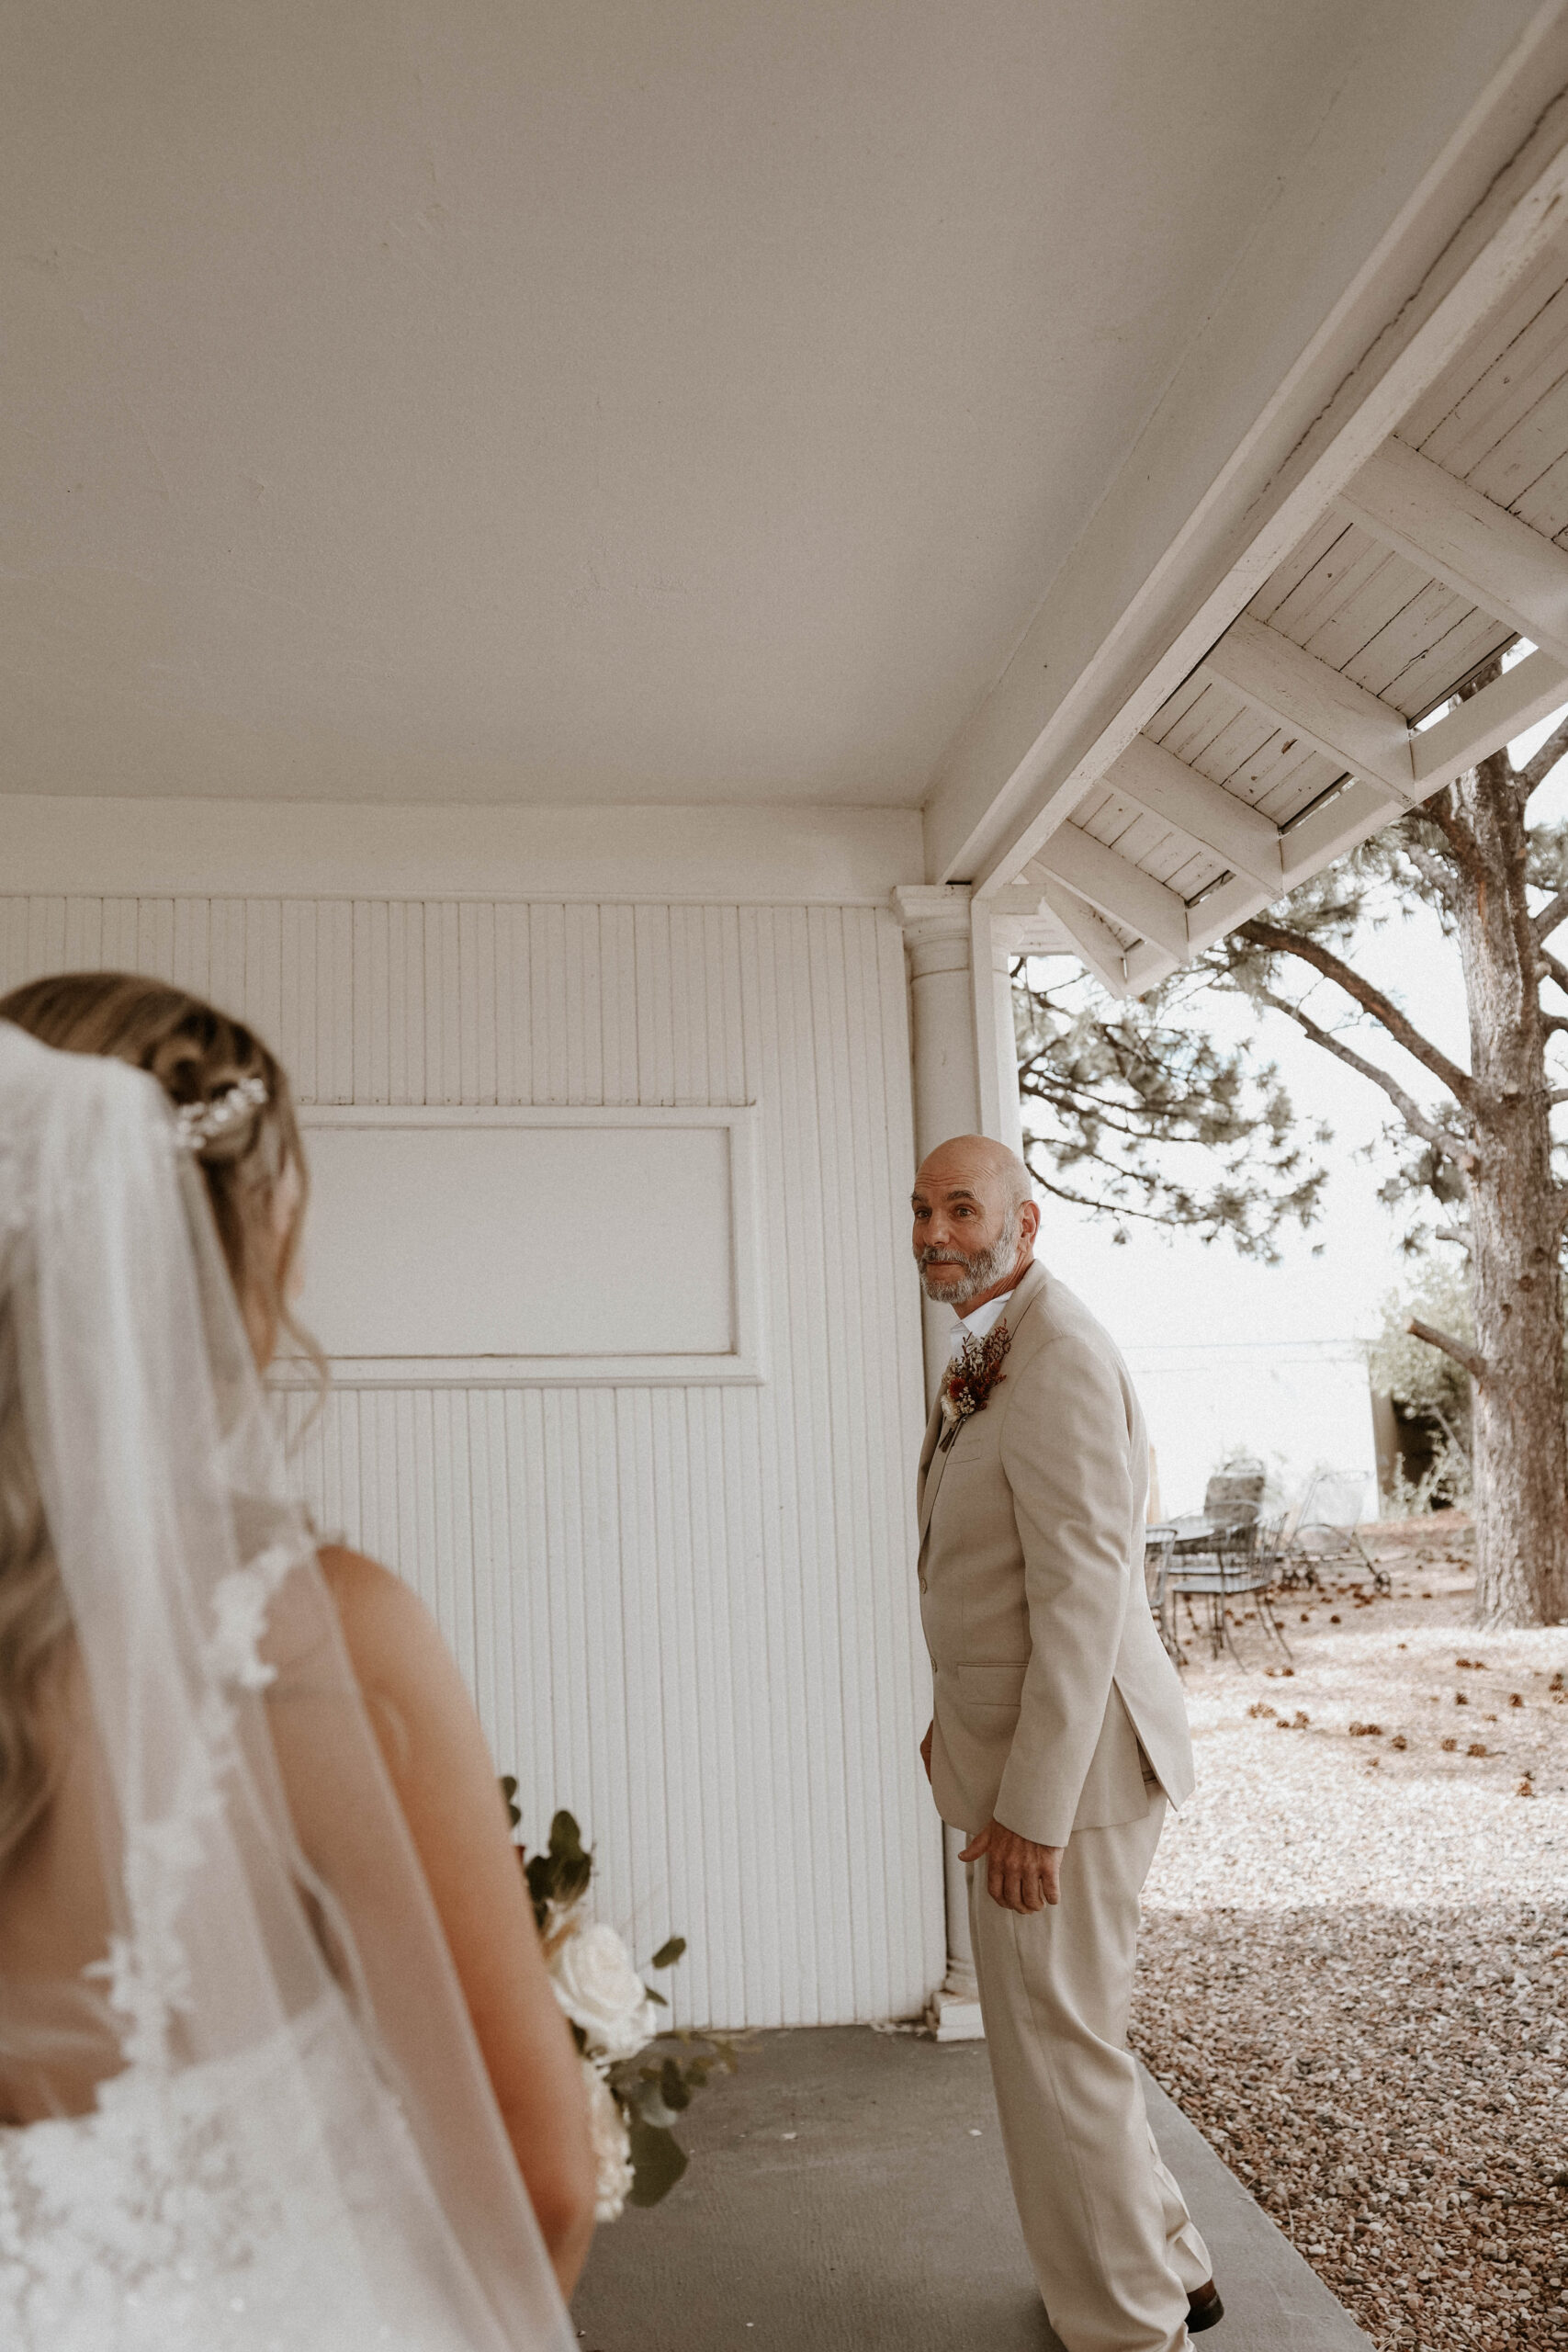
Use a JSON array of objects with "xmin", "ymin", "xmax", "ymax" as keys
[{"xmin": 939, "ymin": 1321, "xmax": 1011, "ymax": 1451}]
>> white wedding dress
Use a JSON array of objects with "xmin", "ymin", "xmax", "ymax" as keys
[
  {"xmin": 0, "ymin": 1023, "xmax": 574, "ymax": 2352},
  {"xmin": 0, "ymin": 1998, "xmax": 475, "ymax": 2351}
]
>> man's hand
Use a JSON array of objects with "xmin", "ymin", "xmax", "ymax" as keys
[
  {"xmin": 919, "ymin": 1721, "xmax": 933, "ymax": 1783},
  {"xmin": 959, "ymin": 1819, "xmax": 1064, "ymax": 1913}
]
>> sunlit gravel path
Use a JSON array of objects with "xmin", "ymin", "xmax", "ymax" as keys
[{"xmin": 1130, "ymin": 1520, "xmax": 1567, "ymax": 2352}]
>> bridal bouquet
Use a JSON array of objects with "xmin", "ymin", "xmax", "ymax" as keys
[{"xmin": 502, "ymin": 1786, "xmax": 737, "ymax": 2220}]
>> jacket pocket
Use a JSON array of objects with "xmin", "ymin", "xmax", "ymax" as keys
[{"xmin": 957, "ymin": 1662, "xmax": 1028, "ymax": 1707}]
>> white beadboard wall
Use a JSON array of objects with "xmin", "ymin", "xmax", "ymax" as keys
[{"xmin": 0, "ymin": 892, "xmax": 942, "ymax": 2027}]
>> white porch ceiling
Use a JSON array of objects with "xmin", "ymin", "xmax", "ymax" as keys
[{"xmin": 0, "ymin": 0, "xmax": 1490, "ymax": 812}]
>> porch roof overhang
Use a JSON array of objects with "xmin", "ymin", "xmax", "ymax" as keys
[
  {"xmin": 949, "ymin": 14, "xmax": 1568, "ymax": 991},
  {"xmin": 7, "ymin": 0, "xmax": 1568, "ymax": 989}
]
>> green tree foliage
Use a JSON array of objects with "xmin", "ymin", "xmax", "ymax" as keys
[{"xmin": 1013, "ymin": 966, "xmax": 1330, "ymax": 1261}]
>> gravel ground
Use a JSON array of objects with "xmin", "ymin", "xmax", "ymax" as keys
[{"xmin": 1128, "ymin": 1519, "xmax": 1568, "ymax": 2352}]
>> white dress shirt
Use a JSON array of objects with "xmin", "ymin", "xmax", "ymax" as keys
[{"xmin": 948, "ymin": 1282, "xmax": 1020, "ymax": 1359}]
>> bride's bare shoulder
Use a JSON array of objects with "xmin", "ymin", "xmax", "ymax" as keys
[{"xmin": 313, "ymin": 1546, "xmax": 457, "ymax": 1728}]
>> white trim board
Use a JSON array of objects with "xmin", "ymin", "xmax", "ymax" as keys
[
  {"xmin": 0, "ymin": 796, "xmax": 922, "ymax": 909},
  {"xmin": 276, "ymin": 1103, "xmax": 767, "ymax": 1388}
]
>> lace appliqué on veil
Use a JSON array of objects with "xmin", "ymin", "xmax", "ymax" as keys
[{"xmin": 91, "ymin": 1539, "xmax": 306, "ymax": 2075}]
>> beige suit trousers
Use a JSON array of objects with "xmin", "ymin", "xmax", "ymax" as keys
[{"xmin": 967, "ymin": 1794, "xmax": 1211, "ymax": 2352}]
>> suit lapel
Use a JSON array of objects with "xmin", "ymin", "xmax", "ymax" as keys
[{"xmin": 915, "ymin": 1261, "xmax": 1050, "ymax": 1548}]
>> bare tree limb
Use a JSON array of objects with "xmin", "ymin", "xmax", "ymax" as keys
[
  {"xmin": 1532, "ymin": 889, "xmax": 1568, "ymax": 946},
  {"xmin": 1550, "ymin": 1087, "xmax": 1568, "ymax": 1107},
  {"xmin": 1407, "ymin": 1317, "xmax": 1486, "ymax": 1382},
  {"xmin": 1517, "ymin": 715, "xmax": 1568, "ymax": 797},
  {"xmin": 1540, "ymin": 946, "xmax": 1568, "ymax": 998},
  {"xmin": 1237, "ymin": 918, "xmax": 1476, "ymax": 1108},
  {"xmin": 1399, "ymin": 832, "xmax": 1461, "ymax": 910},
  {"xmin": 1544, "ymin": 1014, "xmax": 1568, "ymax": 1039},
  {"xmin": 1249, "ymin": 983, "xmax": 1476, "ymax": 1164},
  {"xmin": 1434, "ymin": 1225, "xmax": 1472, "ymax": 1251}
]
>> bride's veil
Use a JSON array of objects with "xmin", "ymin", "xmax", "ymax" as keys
[{"xmin": 0, "ymin": 1020, "xmax": 572, "ymax": 2349}]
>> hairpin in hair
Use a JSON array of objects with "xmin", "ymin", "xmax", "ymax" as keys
[{"xmin": 175, "ymin": 1073, "xmax": 269, "ymax": 1153}]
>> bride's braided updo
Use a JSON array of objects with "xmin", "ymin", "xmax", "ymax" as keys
[{"xmin": 0, "ymin": 973, "xmax": 316, "ymax": 1871}]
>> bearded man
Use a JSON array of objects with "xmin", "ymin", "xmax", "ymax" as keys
[{"xmin": 911, "ymin": 1134, "xmax": 1220, "ymax": 2352}]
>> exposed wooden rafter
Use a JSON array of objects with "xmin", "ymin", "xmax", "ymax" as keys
[
  {"xmin": 1030, "ymin": 824, "xmax": 1190, "ymax": 959},
  {"xmin": 1337, "ymin": 435, "xmax": 1568, "ymax": 668},
  {"xmin": 1034, "ymin": 880, "xmax": 1129, "ymax": 994},
  {"xmin": 1101, "ymin": 734, "xmax": 1284, "ymax": 889},
  {"xmin": 1198, "ymin": 614, "xmax": 1419, "ymax": 803}
]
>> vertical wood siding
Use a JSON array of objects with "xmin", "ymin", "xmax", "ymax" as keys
[{"xmin": 0, "ymin": 895, "xmax": 942, "ymax": 2026}]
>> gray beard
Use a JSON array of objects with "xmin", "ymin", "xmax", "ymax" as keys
[{"xmin": 919, "ymin": 1209, "xmax": 1019, "ymax": 1308}]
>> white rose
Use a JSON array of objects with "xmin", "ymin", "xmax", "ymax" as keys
[
  {"xmin": 549, "ymin": 1920, "xmax": 660, "ymax": 2061},
  {"xmin": 581, "ymin": 2058, "xmax": 636, "ymax": 2223}
]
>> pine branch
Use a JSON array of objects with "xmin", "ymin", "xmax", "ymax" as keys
[
  {"xmin": 1407, "ymin": 1317, "xmax": 1486, "ymax": 1383},
  {"xmin": 1251, "ymin": 986, "xmax": 1476, "ymax": 1168},
  {"xmin": 1517, "ymin": 715, "xmax": 1568, "ymax": 797},
  {"xmin": 1398, "ymin": 831, "xmax": 1461, "ymax": 911},
  {"xmin": 1236, "ymin": 919, "xmax": 1475, "ymax": 1108}
]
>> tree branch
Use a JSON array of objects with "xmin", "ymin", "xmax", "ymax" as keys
[
  {"xmin": 1517, "ymin": 715, "xmax": 1568, "ymax": 797},
  {"xmin": 1252, "ymin": 987, "xmax": 1476, "ymax": 1168},
  {"xmin": 1398, "ymin": 831, "xmax": 1461, "ymax": 910},
  {"xmin": 1407, "ymin": 1317, "xmax": 1486, "ymax": 1383},
  {"xmin": 1236, "ymin": 919, "xmax": 1475, "ymax": 1107},
  {"xmin": 1532, "ymin": 889, "xmax": 1568, "ymax": 946},
  {"xmin": 1540, "ymin": 945, "xmax": 1568, "ymax": 999}
]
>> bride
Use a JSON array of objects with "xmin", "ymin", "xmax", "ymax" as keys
[{"xmin": 0, "ymin": 974, "xmax": 594, "ymax": 2349}]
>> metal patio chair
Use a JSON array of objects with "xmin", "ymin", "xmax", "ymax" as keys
[
  {"xmin": 1164, "ymin": 1463, "xmax": 1293, "ymax": 1662},
  {"xmin": 1144, "ymin": 1521, "xmax": 1179, "ymax": 1663},
  {"xmin": 1276, "ymin": 1470, "xmax": 1390, "ymax": 1595}
]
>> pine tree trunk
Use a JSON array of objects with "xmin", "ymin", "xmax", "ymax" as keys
[{"xmin": 1451, "ymin": 752, "xmax": 1568, "ymax": 1626}]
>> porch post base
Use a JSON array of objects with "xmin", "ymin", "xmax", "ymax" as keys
[{"xmin": 928, "ymin": 1985, "xmax": 986, "ymax": 2041}]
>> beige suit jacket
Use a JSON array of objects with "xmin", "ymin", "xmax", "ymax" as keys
[{"xmin": 917, "ymin": 1259, "xmax": 1194, "ymax": 1848}]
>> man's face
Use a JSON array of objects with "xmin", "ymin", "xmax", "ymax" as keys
[{"xmin": 910, "ymin": 1146, "xmax": 1021, "ymax": 1308}]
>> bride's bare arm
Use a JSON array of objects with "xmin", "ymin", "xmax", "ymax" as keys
[{"xmin": 318, "ymin": 1544, "xmax": 597, "ymax": 2301}]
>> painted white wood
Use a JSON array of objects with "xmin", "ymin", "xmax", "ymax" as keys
[
  {"xmin": 1339, "ymin": 433, "xmax": 1568, "ymax": 666},
  {"xmin": 0, "ymin": 797, "xmax": 924, "ymax": 910},
  {"xmin": 940, "ymin": 22, "xmax": 1568, "ymax": 892},
  {"xmin": 1035, "ymin": 881, "xmax": 1129, "ymax": 994},
  {"xmin": 1033, "ymin": 824, "xmax": 1190, "ymax": 957},
  {"xmin": 1409, "ymin": 644, "xmax": 1568, "ymax": 789},
  {"xmin": 0, "ymin": 888, "xmax": 942, "ymax": 2030},
  {"xmin": 282, "ymin": 1105, "xmax": 765, "ymax": 1385},
  {"xmin": 1102, "ymin": 734, "xmax": 1284, "ymax": 889},
  {"xmin": 1199, "ymin": 614, "xmax": 1418, "ymax": 802}
]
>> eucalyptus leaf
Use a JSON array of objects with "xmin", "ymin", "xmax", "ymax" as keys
[
  {"xmin": 649, "ymin": 1936, "xmax": 687, "ymax": 1971},
  {"xmin": 626, "ymin": 2118, "xmax": 689, "ymax": 2208}
]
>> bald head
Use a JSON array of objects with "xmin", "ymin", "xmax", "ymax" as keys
[
  {"xmin": 916, "ymin": 1134, "xmax": 1032, "ymax": 1212},
  {"xmin": 911, "ymin": 1134, "xmax": 1038, "ymax": 1312}
]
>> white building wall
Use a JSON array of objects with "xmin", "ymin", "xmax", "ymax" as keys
[{"xmin": 0, "ymin": 888, "xmax": 943, "ymax": 2029}]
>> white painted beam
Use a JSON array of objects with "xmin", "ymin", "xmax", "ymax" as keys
[
  {"xmin": 1032, "ymin": 825, "xmax": 1190, "ymax": 958},
  {"xmin": 1034, "ymin": 881, "xmax": 1129, "ymax": 994},
  {"xmin": 1199, "ymin": 614, "xmax": 1418, "ymax": 803},
  {"xmin": 1122, "ymin": 942, "xmax": 1179, "ymax": 995},
  {"xmin": 1338, "ymin": 435, "xmax": 1568, "ymax": 669},
  {"xmin": 1409, "ymin": 646, "xmax": 1568, "ymax": 791},
  {"xmin": 934, "ymin": 18, "xmax": 1568, "ymax": 894},
  {"xmin": 1103, "ymin": 734, "xmax": 1284, "ymax": 889}
]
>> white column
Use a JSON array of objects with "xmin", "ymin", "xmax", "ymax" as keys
[{"xmin": 892, "ymin": 883, "xmax": 1026, "ymax": 2041}]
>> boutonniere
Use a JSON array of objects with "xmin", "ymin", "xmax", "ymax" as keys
[{"xmin": 939, "ymin": 1322, "xmax": 1011, "ymax": 1451}]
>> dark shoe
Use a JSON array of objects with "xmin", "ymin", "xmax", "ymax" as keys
[{"xmin": 1188, "ymin": 2280, "xmax": 1225, "ymax": 2334}]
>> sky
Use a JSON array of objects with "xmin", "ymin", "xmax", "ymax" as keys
[{"xmin": 1018, "ymin": 712, "xmax": 1568, "ymax": 1514}]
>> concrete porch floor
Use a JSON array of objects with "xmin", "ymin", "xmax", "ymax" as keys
[{"xmin": 571, "ymin": 2027, "xmax": 1371, "ymax": 2352}]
